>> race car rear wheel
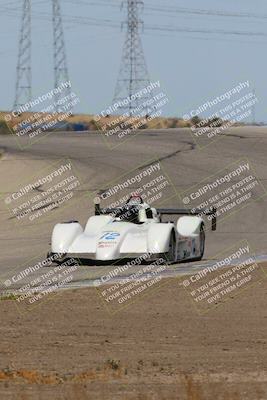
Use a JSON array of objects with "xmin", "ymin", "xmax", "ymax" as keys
[
  {"xmin": 195, "ymin": 223, "xmax": 205, "ymax": 261},
  {"xmin": 164, "ymin": 230, "xmax": 176, "ymax": 263}
]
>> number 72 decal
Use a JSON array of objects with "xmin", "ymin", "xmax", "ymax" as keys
[{"xmin": 99, "ymin": 232, "xmax": 121, "ymax": 241}]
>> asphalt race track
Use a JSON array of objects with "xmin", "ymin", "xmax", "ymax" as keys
[{"xmin": 0, "ymin": 126, "xmax": 267, "ymax": 291}]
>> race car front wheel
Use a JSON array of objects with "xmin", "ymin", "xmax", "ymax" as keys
[{"xmin": 46, "ymin": 252, "xmax": 67, "ymax": 266}]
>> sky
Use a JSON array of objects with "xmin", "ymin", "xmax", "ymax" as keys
[{"xmin": 0, "ymin": 0, "xmax": 266, "ymax": 122}]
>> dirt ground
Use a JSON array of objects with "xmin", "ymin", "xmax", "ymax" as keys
[{"xmin": 0, "ymin": 272, "xmax": 267, "ymax": 400}]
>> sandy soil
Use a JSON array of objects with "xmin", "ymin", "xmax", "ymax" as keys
[
  {"xmin": 0, "ymin": 273, "xmax": 267, "ymax": 400},
  {"xmin": 1, "ymin": 128, "xmax": 267, "ymax": 399}
]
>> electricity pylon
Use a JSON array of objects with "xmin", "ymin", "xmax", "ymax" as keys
[
  {"xmin": 14, "ymin": 0, "xmax": 71, "ymax": 112},
  {"xmin": 113, "ymin": 0, "xmax": 153, "ymax": 116}
]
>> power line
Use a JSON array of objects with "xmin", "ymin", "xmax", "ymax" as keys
[
  {"xmin": 3, "ymin": 4, "xmax": 267, "ymax": 40},
  {"xmin": 145, "ymin": 24, "xmax": 267, "ymax": 38},
  {"xmin": 63, "ymin": 0, "xmax": 120, "ymax": 8},
  {"xmin": 144, "ymin": 4, "xmax": 267, "ymax": 21},
  {"xmin": 60, "ymin": 0, "xmax": 267, "ymax": 21}
]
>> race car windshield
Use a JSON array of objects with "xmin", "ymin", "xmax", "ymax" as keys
[{"xmin": 115, "ymin": 205, "xmax": 139, "ymax": 223}]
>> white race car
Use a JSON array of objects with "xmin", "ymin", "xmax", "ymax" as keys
[{"xmin": 49, "ymin": 195, "xmax": 216, "ymax": 264}]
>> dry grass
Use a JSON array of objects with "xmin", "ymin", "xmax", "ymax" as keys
[{"xmin": 0, "ymin": 110, "xmax": 191, "ymax": 132}]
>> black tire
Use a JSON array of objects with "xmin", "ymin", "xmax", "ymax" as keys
[
  {"xmin": 163, "ymin": 230, "xmax": 176, "ymax": 263},
  {"xmin": 194, "ymin": 223, "xmax": 205, "ymax": 261},
  {"xmin": 45, "ymin": 252, "xmax": 67, "ymax": 266}
]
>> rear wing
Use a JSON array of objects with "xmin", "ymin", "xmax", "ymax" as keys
[
  {"xmin": 157, "ymin": 207, "xmax": 217, "ymax": 231},
  {"xmin": 94, "ymin": 199, "xmax": 120, "ymax": 217},
  {"xmin": 94, "ymin": 199, "xmax": 217, "ymax": 231}
]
